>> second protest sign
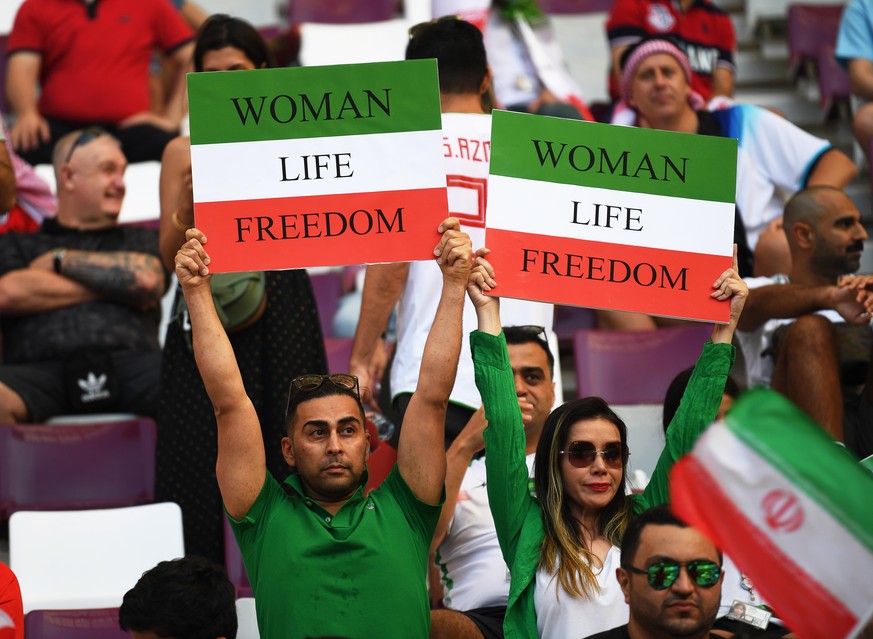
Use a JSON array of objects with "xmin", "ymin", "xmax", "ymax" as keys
[{"xmin": 485, "ymin": 110, "xmax": 738, "ymax": 323}]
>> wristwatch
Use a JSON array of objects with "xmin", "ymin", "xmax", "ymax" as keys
[{"xmin": 53, "ymin": 248, "xmax": 67, "ymax": 274}]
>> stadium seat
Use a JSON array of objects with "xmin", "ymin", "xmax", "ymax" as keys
[
  {"xmin": 0, "ymin": 417, "xmax": 156, "ymax": 518},
  {"xmin": 553, "ymin": 304, "xmax": 597, "ymax": 347},
  {"xmin": 817, "ymin": 44, "xmax": 851, "ymax": 120},
  {"xmin": 289, "ymin": 0, "xmax": 396, "ymax": 25},
  {"xmin": 10, "ymin": 503, "xmax": 184, "ymax": 613},
  {"xmin": 309, "ymin": 270, "xmax": 343, "ymax": 339},
  {"xmin": 786, "ymin": 4, "xmax": 845, "ymax": 80},
  {"xmin": 573, "ymin": 324, "xmax": 713, "ymax": 404},
  {"xmin": 24, "ymin": 608, "xmax": 127, "ymax": 639},
  {"xmin": 538, "ymin": 0, "xmax": 613, "ymax": 14},
  {"xmin": 325, "ymin": 337, "xmax": 354, "ymax": 374},
  {"xmin": 224, "ymin": 516, "xmax": 253, "ymax": 599},
  {"xmin": 236, "ymin": 598, "xmax": 260, "ymax": 639}
]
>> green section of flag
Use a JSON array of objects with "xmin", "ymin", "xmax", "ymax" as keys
[
  {"xmin": 489, "ymin": 110, "xmax": 736, "ymax": 203},
  {"xmin": 188, "ymin": 59, "xmax": 442, "ymax": 145},
  {"xmin": 726, "ymin": 388, "xmax": 873, "ymax": 554}
]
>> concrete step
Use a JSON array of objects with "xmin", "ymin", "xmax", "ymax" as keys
[
  {"xmin": 733, "ymin": 86, "xmax": 825, "ymax": 126},
  {"xmin": 735, "ymin": 47, "xmax": 790, "ymax": 84}
]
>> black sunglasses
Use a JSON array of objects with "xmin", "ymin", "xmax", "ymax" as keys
[
  {"xmin": 558, "ymin": 441, "xmax": 628, "ymax": 468},
  {"xmin": 625, "ymin": 560, "xmax": 721, "ymax": 590},
  {"xmin": 288, "ymin": 374, "xmax": 360, "ymax": 399},
  {"xmin": 65, "ymin": 126, "xmax": 108, "ymax": 163}
]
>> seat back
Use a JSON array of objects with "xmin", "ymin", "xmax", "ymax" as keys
[
  {"xmin": 236, "ymin": 598, "xmax": 260, "ymax": 639},
  {"xmin": 817, "ymin": 44, "xmax": 851, "ymax": 116},
  {"xmin": 290, "ymin": 0, "xmax": 396, "ymax": 25},
  {"xmin": 0, "ymin": 418, "xmax": 156, "ymax": 517},
  {"xmin": 573, "ymin": 324, "xmax": 713, "ymax": 404},
  {"xmin": 223, "ymin": 516, "xmax": 253, "ymax": 598},
  {"xmin": 24, "ymin": 608, "xmax": 127, "ymax": 639},
  {"xmin": 787, "ymin": 4, "xmax": 845, "ymax": 75},
  {"xmin": 309, "ymin": 270, "xmax": 343, "ymax": 339},
  {"xmin": 538, "ymin": 0, "xmax": 614, "ymax": 14},
  {"xmin": 10, "ymin": 503, "xmax": 184, "ymax": 613}
]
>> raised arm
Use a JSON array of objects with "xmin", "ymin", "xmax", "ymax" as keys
[
  {"xmin": 639, "ymin": 257, "xmax": 746, "ymax": 509},
  {"xmin": 396, "ymin": 218, "xmax": 472, "ymax": 504},
  {"xmin": 349, "ymin": 262, "xmax": 409, "ymax": 408},
  {"xmin": 176, "ymin": 229, "xmax": 265, "ymax": 520},
  {"xmin": 469, "ymin": 255, "xmax": 533, "ymax": 567},
  {"xmin": 431, "ymin": 407, "xmax": 486, "ymax": 551}
]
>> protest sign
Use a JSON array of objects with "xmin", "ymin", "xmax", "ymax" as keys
[
  {"xmin": 187, "ymin": 59, "xmax": 448, "ymax": 272},
  {"xmin": 485, "ymin": 110, "xmax": 737, "ymax": 322}
]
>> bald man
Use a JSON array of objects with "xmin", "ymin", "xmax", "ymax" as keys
[{"xmin": 736, "ymin": 186, "xmax": 873, "ymax": 457}]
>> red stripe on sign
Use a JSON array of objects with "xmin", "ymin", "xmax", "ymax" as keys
[
  {"xmin": 484, "ymin": 228, "xmax": 730, "ymax": 323},
  {"xmin": 193, "ymin": 188, "xmax": 448, "ymax": 272},
  {"xmin": 671, "ymin": 456, "xmax": 858, "ymax": 639}
]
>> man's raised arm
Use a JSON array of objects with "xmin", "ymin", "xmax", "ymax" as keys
[
  {"xmin": 396, "ymin": 218, "xmax": 472, "ymax": 504},
  {"xmin": 176, "ymin": 229, "xmax": 266, "ymax": 520}
]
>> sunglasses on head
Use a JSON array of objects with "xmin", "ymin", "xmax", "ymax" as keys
[
  {"xmin": 286, "ymin": 373, "xmax": 360, "ymax": 409},
  {"xmin": 65, "ymin": 126, "xmax": 108, "ymax": 163},
  {"xmin": 625, "ymin": 560, "xmax": 721, "ymax": 590},
  {"xmin": 558, "ymin": 441, "xmax": 628, "ymax": 468}
]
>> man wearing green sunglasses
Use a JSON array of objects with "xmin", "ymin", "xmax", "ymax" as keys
[{"xmin": 589, "ymin": 505, "xmax": 724, "ymax": 639}]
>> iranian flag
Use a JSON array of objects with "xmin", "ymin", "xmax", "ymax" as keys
[
  {"xmin": 187, "ymin": 59, "xmax": 448, "ymax": 272},
  {"xmin": 484, "ymin": 110, "xmax": 736, "ymax": 322},
  {"xmin": 671, "ymin": 388, "xmax": 873, "ymax": 639}
]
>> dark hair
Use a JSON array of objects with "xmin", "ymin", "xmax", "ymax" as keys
[
  {"xmin": 621, "ymin": 505, "xmax": 722, "ymax": 567},
  {"xmin": 193, "ymin": 14, "xmax": 273, "ymax": 72},
  {"xmin": 119, "ymin": 557, "xmax": 237, "ymax": 639},
  {"xmin": 620, "ymin": 505, "xmax": 686, "ymax": 566},
  {"xmin": 405, "ymin": 18, "xmax": 487, "ymax": 94},
  {"xmin": 285, "ymin": 383, "xmax": 366, "ymax": 434},
  {"xmin": 534, "ymin": 396, "xmax": 633, "ymax": 596},
  {"xmin": 662, "ymin": 368, "xmax": 740, "ymax": 431},
  {"xmin": 503, "ymin": 325, "xmax": 554, "ymax": 376}
]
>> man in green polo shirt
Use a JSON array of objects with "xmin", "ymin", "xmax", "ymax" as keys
[{"xmin": 175, "ymin": 219, "xmax": 473, "ymax": 639}]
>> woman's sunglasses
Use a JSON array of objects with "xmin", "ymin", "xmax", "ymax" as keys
[
  {"xmin": 558, "ymin": 441, "xmax": 629, "ymax": 468},
  {"xmin": 624, "ymin": 560, "xmax": 721, "ymax": 590}
]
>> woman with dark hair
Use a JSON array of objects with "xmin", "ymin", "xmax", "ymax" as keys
[
  {"xmin": 154, "ymin": 15, "xmax": 326, "ymax": 564},
  {"xmin": 466, "ymin": 250, "xmax": 747, "ymax": 638}
]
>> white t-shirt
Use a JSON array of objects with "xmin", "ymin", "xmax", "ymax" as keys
[
  {"xmin": 736, "ymin": 275, "xmax": 843, "ymax": 387},
  {"xmin": 438, "ymin": 453, "xmax": 536, "ymax": 610},
  {"xmin": 534, "ymin": 545, "xmax": 629, "ymax": 638},
  {"xmin": 390, "ymin": 112, "xmax": 559, "ymax": 409}
]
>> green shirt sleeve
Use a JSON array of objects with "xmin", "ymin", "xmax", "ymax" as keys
[
  {"xmin": 472, "ymin": 330, "xmax": 532, "ymax": 568},
  {"xmin": 636, "ymin": 340, "xmax": 736, "ymax": 511}
]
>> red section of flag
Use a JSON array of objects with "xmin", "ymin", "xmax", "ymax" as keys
[
  {"xmin": 194, "ymin": 187, "xmax": 448, "ymax": 272},
  {"xmin": 484, "ymin": 228, "xmax": 730, "ymax": 322},
  {"xmin": 670, "ymin": 455, "xmax": 859, "ymax": 639}
]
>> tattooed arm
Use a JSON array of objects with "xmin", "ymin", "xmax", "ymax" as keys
[{"xmin": 0, "ymin": 249, "xmax": 166, "ymax": 314}]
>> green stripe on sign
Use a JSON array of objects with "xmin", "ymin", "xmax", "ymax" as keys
[
  {"xmin": 188, "ymin": 59, "xmax": 442, "ymax": 145},
  {"xmin": 489, "ymin": 110, "xmax": 736, "ymax": 203},
  {"xmin": 726, "ymin": 388, "xmax": 873, "ymax": 555}
]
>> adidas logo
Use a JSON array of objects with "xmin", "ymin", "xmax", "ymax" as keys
[{"xmin": 78, "ymin": 372, "xmax": 111, "ymax": 403}]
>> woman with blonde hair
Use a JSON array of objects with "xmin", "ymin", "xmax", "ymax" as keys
[{"xmin": 466, "ymin": 250, "xmax": 746, "ymax": 638}]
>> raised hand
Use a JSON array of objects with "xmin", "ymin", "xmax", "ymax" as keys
[
  {"xmin": 175, "ymin": 228, "xmax": 211, "ymax": 289},
  {"xmin": 434, "ymin": 217, "xmax": 473, "ymax": 283}
]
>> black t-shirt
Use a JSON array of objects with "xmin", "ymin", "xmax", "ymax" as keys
[
  {"xmin": 0, "ymin": 219, "xmax": 163, "ymax": 362},
  {"xmin": 587, "ymin": 624, "xmax": 723, "ymax": 639}
]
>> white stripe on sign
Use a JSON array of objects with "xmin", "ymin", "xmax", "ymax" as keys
[
  {"xmin": 486, "ymin": 175, "xmax": 734, "ymax": 257},
  {"xmin": 694, "ymin": 423, "xmax": 873, "ymax": 612},
  {"xmin": 191, "ymin": 130, "xmax": 447, "ymax": 203}
]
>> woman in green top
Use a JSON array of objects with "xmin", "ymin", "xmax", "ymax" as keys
[{"xmin": 466, "ymin": 251, "xmax": 747, "ymax": 639}]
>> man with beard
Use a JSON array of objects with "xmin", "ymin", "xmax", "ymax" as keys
[
  {"xmin": 736, "ymin": 186, "xmax": 873, "ymax": 457},
  {"xmin": 588, "ymin": 505, "xmax": 724, "ymax": 639}
]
